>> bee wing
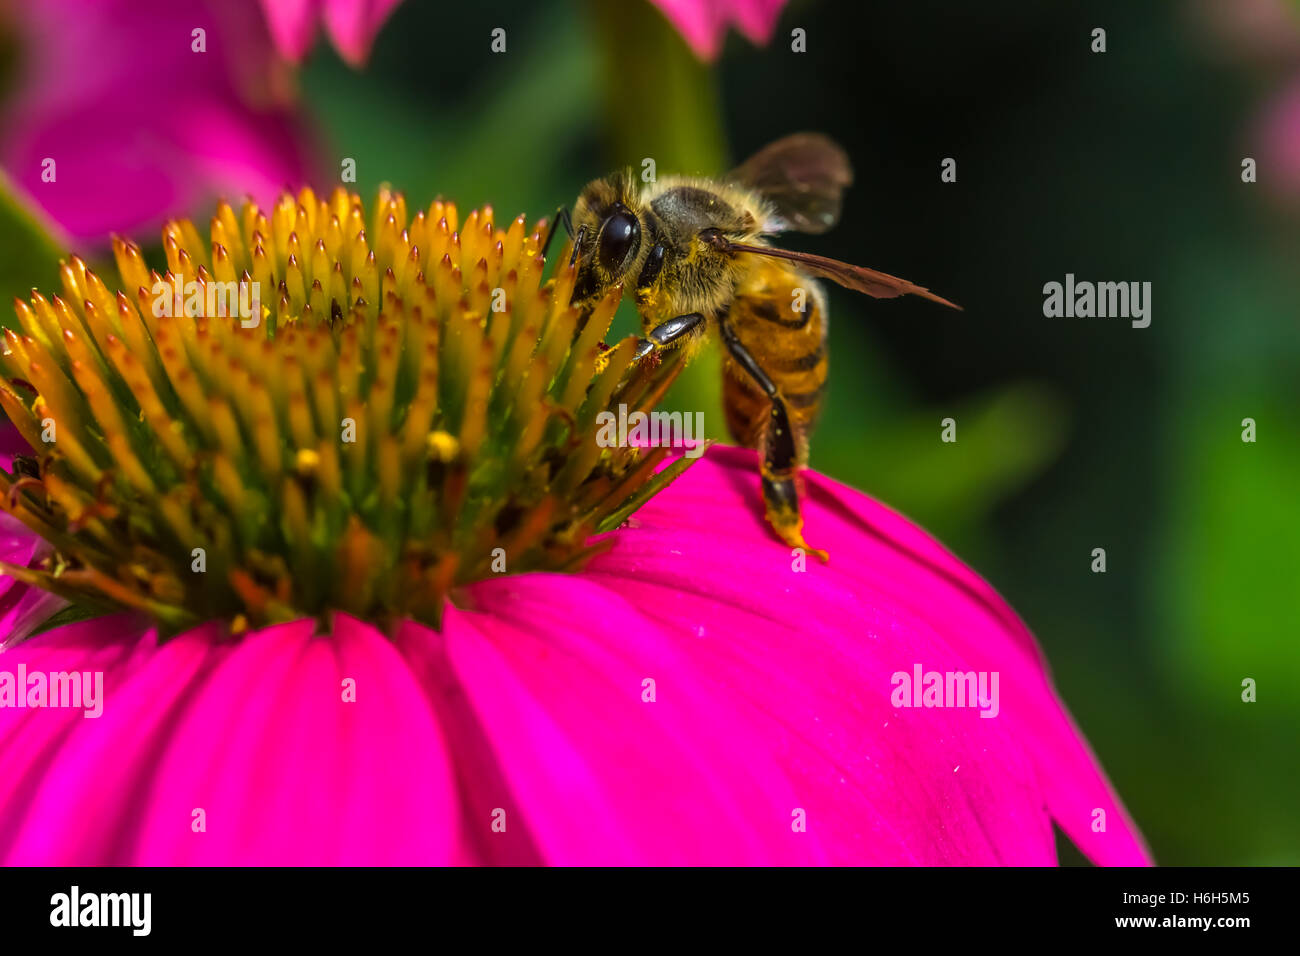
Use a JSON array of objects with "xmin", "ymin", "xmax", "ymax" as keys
[
  {"xmin": 727, "ymin": 133, "xmax": 854, "ymax": 235},
  {"xmin": 724, "ymin": 240, "xmax": 963, "ymax": 310}
]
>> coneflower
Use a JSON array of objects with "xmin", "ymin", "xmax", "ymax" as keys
[
  {"xmin": 0, "ymin": 189, "xmax": 1150, "ymax": 865},
  {"xmin": 0, "ymin": 187, "xmax": 690, "ymax": 636}
]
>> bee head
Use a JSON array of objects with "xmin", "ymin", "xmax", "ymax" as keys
[{"xmin": 570, "ymin": 172, "xmax": 646, "ymax": 305}]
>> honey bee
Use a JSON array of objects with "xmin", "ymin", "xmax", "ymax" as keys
[{"xmin": 545, "ymin": 133, "xmax": 960, "ymax": 560}]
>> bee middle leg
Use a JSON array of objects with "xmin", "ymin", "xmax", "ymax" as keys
[
  {"xmin": 719, "ymin": 321, "xmax": 828, "ymax": 562},
  {"xmin": 632, "ymin": 312, "xmax": 707, "ymax": 362},
  {"xmin": 593, "ymin": 311, "xmax": 705, "ymax": 374}
]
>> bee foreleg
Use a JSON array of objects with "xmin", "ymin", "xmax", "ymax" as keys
[
  {"xmin": 720, "ymin": 322, "xmax": 828, "ymax": 562},
  {"xmin": 632, "ymin": 312, "xmax": 707, "ymax": 362},
  {"xmin": 540, "ymin": 205, "xmax": 574, "ymax": 261}
]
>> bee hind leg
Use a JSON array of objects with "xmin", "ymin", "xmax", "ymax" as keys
[{"xmin": 720, "ymin": 322, "xmax": 828, "ymax": 562}]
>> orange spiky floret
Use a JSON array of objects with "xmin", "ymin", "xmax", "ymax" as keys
[{"xmin": 0, "ymin": 187, "xmax": 690, "ymax": 635}]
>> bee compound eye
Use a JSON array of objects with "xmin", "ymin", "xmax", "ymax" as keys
[{"xmin": 596, "ymin": 206, "xmax": 641, "ymax": 273}]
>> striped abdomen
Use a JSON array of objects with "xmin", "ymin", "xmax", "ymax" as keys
[{"xmin": 721, "ymin": 260, "xmax": 828, "ymax": 463}]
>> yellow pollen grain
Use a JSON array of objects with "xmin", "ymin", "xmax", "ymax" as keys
[{"xmin": 426, "ymin": 430, "xmax": 459, "ymax": 463}]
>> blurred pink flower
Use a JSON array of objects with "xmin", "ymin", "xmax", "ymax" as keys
[
  {"xmin": 0, "ymin": 432, "xmax": 65, "ymax": 650},
  {"xmin": 1257, "ymin": 76, "xmax": 1300, "ymax": 200},
  {"xmin": 649, "ymin": 0, "xmax": 787, "ymax": 61},
  {"xmin": 258, "ymin": 0, "xmax": 402, "ymax": 66},
  {"xmin": 0, "ymin": 446, "xmax": 1150, "ymax": 865},
  {"xmin": 0, "ymin": 520, "xmax": 62, "ymax": 652},
  {"xmin": 1186, "ymin": 0, "xmax": 1300, "ymax": 64},
  {"xmin": 0, "ymin": 0, "xmax": 319, "ymax": 244},
  {"xmin": 1188, "ymin": 0, "xmax": 1300, "ymax": 204}
]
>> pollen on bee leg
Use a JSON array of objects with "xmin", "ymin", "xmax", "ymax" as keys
[
  {"xmin": 761, "ymin": 468, "xmax": 829, "ymax": 563},
  {"xmin": 778, "ymin": 525, "xmax": 829, "ymax": 565},
  {"xmin": 764, "ymin": 503, "xmax": 829, "ymax": 564}
]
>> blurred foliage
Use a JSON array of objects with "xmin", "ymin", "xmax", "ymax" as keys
[{"xmin": 0, "ymin": 170, "xmax": 67, "ymax": 311}]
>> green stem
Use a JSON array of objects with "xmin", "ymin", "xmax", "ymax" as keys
[{"xmin": 586, "ymin": 0, "xmax": 730, "ymax": 439}]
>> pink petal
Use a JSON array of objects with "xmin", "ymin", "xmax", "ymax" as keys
[
  {"xmin": 0, "ymin": 422, "xmax": 32, "ymax": 472},
  {"xmin": 650, "ymin": 0, "xmax": 727, "ymax": 60},
  {"xmin": 259, "ymin": 0, "xmax": 320, "ymax": 63},
  {"xmin": 0, "ymin": 516, "xmax": 41, "ymax": 583},
  {"xmin": 0, "ymin": 512, "xmax": 66, "ymax": 651},
  {"xmin": 2, "ymin": 616, "xmax": 460, "ymax": 864},
  {"xmin": 322, "ymin": 0, "xmax": 403, "ymax": 66},
  {"xmin": 574, "ymin": 446, "xmax": 1151, "ymax": 864},
  {"xmin": 0, "ymin": 585, "xmax": 68, "ymax": 653},
  {"xmin": 562, "ymin": 567, "xmax": 1054, "ymax": 864},
  {"xmin": 1257, "ymin": 74, "xmax": 1300, "ymax": 200},
  {"xmin": 649, "ymin": 0, "xmax": 787, "ymax": 60},
  {"xmin": 725, "ymin": 0, "xmax": 786, "ymax": 45},
  {"xmin": 403, "ymin": 588, "xmax": 829, "ymax": 864},
  {"xmin": 0, "ymin": 614, "xmax": 153, "ymax": 860},
  {"xmin": 0, "ymin": 0, "xmax": 319, "ymax": 244},
  {"xmin": 0, "ymin": 441, "xmax": 1148, "ymax": 865}
]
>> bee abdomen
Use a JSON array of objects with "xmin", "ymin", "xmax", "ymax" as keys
[
  {"xmin": 748, "ymin": 297, "xmax": 811, "ymax": 330},
  {"xmin": 784, "ymin": 384, "xmax": 825, "ymax": 411},
  {"xmin": 765, "ymin": 341, "xmax": 826, "ymax": 373}
]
